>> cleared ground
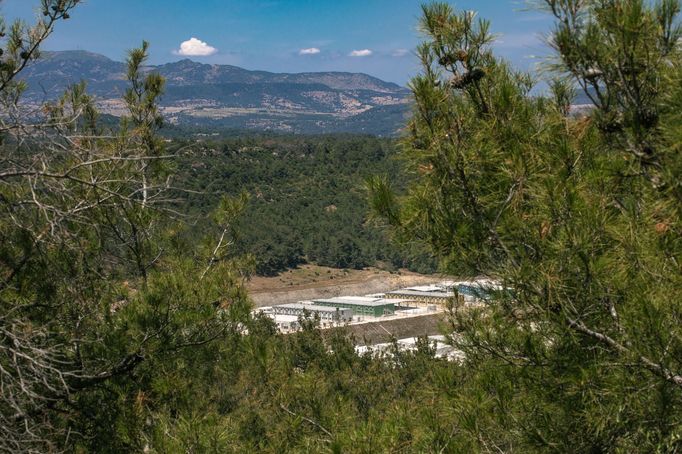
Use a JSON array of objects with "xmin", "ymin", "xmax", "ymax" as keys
[{"xmin": 247, "ymin": 265, "xmax": 445, "ymax": 307}]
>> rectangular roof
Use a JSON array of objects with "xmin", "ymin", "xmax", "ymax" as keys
[
  {"xmin": 271, "ymin": 314, "xmax": 300, "ymax": 323},
  {"xmin": 275, "ymin": 303, "xmax": 349, "ymax": 313},
  {"xmin": 386, "ymin": 289, "xmax": 455, "ymax": 298},
  {"xmin": 403, "ymin": 285, "xmax": 443, "ymax": 292},
  {"xmin": 313, "ymin": 296, "xmax": 396, "ymax": 307}
]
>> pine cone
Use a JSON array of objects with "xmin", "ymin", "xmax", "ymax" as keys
[
  {"xmin": 449, "ymin": 68, "xmax": 485, "ymax": 89},
  {"xmin": 438, "ymin": 54, "xmax": 455, "ymax": 67},
  {"xmin": 454, "ymin": 49, "xmax": 468, "ymax": 62}
]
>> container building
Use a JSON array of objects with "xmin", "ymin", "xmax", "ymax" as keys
[
  {"xmin": 272, "ymin": 303, "xmax": 353, "ymax": 323},
  {"xmin": 385, "ymin": 280, "xmax": 503, "ymax": 305},
  {"xmin": 311, "ymin": 296, "xmax": 397, "ymax": 317}
]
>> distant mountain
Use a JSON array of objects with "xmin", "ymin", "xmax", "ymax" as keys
[{"xmin": 20, "ymin": 51, "xmax": 412, "ymax": 135}]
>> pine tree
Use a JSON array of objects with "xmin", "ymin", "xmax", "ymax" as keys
[
  {"xmin": 0, "ymin": 4, "xmax": 250, "ymax": 451},
  {"xmin": 369, "ymin": 1, "xmax": 682, "ymax": 450}
]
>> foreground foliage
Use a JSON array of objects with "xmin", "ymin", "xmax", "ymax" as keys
[
  {"xmin": 0, "ymin": 5, "xmax": 250, "ymax": 451},
  {"xmin": 369, "ymin": 0, "xmax": 682, "ymax": 451}
]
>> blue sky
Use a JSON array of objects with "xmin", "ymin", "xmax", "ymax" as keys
[{"xmin": 1, "ymin": 0, "xmax": 555, "ymax": 85}]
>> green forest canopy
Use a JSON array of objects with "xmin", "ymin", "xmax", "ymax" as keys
[{"xmin": 171, "ymin": 134, "xmax": 436, "ymax": 276}]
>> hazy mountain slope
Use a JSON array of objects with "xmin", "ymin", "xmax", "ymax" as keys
[{"xmin": 20, "ymin": 51, "xmax": 411, "ymax": 135}]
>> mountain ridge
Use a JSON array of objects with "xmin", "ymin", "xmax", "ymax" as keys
[{"xmin": 20, "ymin": 51, "xmax": 411, "ymax": 135}]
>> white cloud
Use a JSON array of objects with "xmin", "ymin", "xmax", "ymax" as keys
[
  {"xmin": 175, "ymin": 37, "xmax": 218, "ymax": 57},
  {"xmin": 349, "ymin": 49, "xmax": 372, "ymax": 57},
  {"xmin": 391, "ymin": 48, "xmax": 409, "ymax": 57},
  {"xmin": 299, "ymin": 47, "xmax": 321, "ymax": 55}
]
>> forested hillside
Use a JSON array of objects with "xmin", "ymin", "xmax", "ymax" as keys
[{"xmin": 171, "ymin": 134, "xmax": 436, "ymax": 275}]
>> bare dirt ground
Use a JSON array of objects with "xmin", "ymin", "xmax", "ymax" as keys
[{"xmin": 247, "ymin": 264, "xmax": 446, "ymax": 307}]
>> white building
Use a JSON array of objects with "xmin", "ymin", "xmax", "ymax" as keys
[
  {"xmin": 272, "ymin": 315, "xmax": 300, "ymax": 332},
  {"xmin": 385, "ymin": 279, "xmax": 504, "ymax": 305},
  {"xmin": 272, "ymin": 303, "xmax": 353, "ymax": 323}
]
